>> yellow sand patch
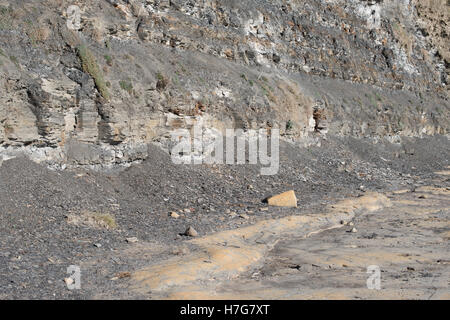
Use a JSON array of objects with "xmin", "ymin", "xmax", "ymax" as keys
[
  {"xmin": 131, "ymin": 193, "xmax": 390, "ymax": 295},
  {"xmin": 392, "ymin": 189, "xmax": 410, "ymax": 195},
  {"xmin": 415, "ymin": 186, "xmax": 450, "ymax": 196},
  {"xmin": 394, "ymin": 206, "xmax": 443, "ymax": 216},
  {"xmin": 318, "ymin": 250, "xmax": 433, "ymax": 267},
  {"xmin": 395, "ymin": 199, "xmax": 429, "ymax": 206},
  {"xmin": 435, "ymin": 170, "xmax": 450, "ymax": 176},
  {"xmin": 166, "ymin": 287, "xmax": 431, "ymax": 300}
]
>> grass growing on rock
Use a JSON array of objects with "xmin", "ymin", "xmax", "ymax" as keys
[
  {"xmin": 9, "ymin": 55, "xmax": 19, "ymax": 68},
  {"xmin": 77, "ymin": 44, "xmax": 110, "ymax": 100},
  {"xmin": 104, "ymin": 54, "xmax": 113, "ymax": 66},
  {"xmin": 119, "ymin": 80, "xmax": 133, "ymax": 94},
  {"xmin": 156, "ymin": 72, "xmax": 169, "ymax": 91},
  {"xmin": 0, "ymin": 5, "xmax": 13, "ymax": 30}
]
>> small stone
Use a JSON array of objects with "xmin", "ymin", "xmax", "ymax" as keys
[
  {"xmin": 224, "ymin": 48, "xmax": 233, "ymax": 58},
  {"xmin": 350, "ymin": 227, "xmax": 358, "ymax": 233},
  {"xmin": 170, "ymin": 212, "xmax": 180, "ymax": 219},
  {"xmin": 64, "ymin": 278, "xmax": 74, "ymax": 286},
  {"xmin": 225, "ymin": 209, "xmax": 231, "ymax": 214},
  {"xmin": 267, "ymin": 190, "xmax": 298, "ymax": 208},
  {"xmin": 94, "ymin": 243, "xmax": 102, "ymax": 248},
  {"xmin": 126, "ymin": 237, "xmax": 138, "ymax": 243},
  {"xmin": 260, "ymin": 207, "xmax": 269, "ymax": 212},
  {"xmin": 348, "ymin": 221, "xmax": 354, "ymax": 226},
  {"xmin": 184, "ymin": 208, "xmax": 191, "ymax": 213},
  {"xmin": 247, "ymin": 184, "xmax": 254, "ymax": 190},
  {"xmin": 185, "ymin": 226, "xmax": 198, "ymax": 237},
  {"xmin": 239, "ymin": 214, "xmax": 250, "ymax": 220},
  {"xmin": 115, "ymin": 271, "xmax": 131, "ymax": 279}
]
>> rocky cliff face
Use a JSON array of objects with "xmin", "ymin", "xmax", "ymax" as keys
[{"xmin": 0, "ymin": 0, "xmax": 448, "ymax": 168}]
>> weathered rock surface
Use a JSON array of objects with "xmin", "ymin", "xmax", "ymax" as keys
[
  {"xmin": 0, "ymin": 0, "xmax": 448, "ymax": 168},
  {"xmin": 267, "ymin": 190, "xmax": 298, "ymax": 208}
]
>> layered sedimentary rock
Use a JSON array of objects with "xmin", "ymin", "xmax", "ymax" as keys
[{"xmin": 0, "ymin": 0, "xmax": 448, "ymax": 168}]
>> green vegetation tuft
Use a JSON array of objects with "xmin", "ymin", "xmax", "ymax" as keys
[
  {"xmin": 0, "ymin": 5, "xmax": 12, "ymax": 30},
  {"xmin": 104, "ymin": 54, "xmax": 113, "ymax": 66},
  {"xmin": 286, "ymin": 120, "xmax": 294, "ymax": 131},
  {"xmin": 93, "ymin": 212, "xmax": 117, "ymax": 229},
  {"xmin": 156, "ymin": 72, "xmax": 164, "ymax": 82},
  {"xmin": 241, "ymin": 74, "xmax": 255, "ymax": 86},
  {"xmin": 9, "ymin": 55, "xmax": 19, "ymax": 67},
  {"xmin": 119, "ymin": 80, "xmax": 133, "ymax": 94},
  {"xmin": 77, "ymin": 44, "xmax": 110, "ymax": 100},
  {"xmin": 156, "ymin": 72, "xmax": 169, "ymax": 90},
  {"xmin": 260, "ymin": 85, "xmax": 269, "ymax": 96}
]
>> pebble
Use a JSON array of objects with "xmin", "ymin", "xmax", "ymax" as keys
[
  {"xmin": 185, "ymin": 226, "xmax": 198, "ymax": 237},
  {"xmin": 170, "ymin": 211, "xmax": 180, "ymax": 219},
  {"xmin": 350, "ymin": 227, "xmax": 358, "ymax": 233},
  {"xmin": 126, "ymin": 237, "xmax": 139, "ymax": 243},
  {"xmin": 115, "ymin": 271, "xmax": 131, "ymax": 279},
  {"xmin": 239, "ymin": 214, "xmax": 250, "ymax": 220},
  {"xmin": 64, "ymin": 278, "xmax": 74, "ymax": 286}
]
